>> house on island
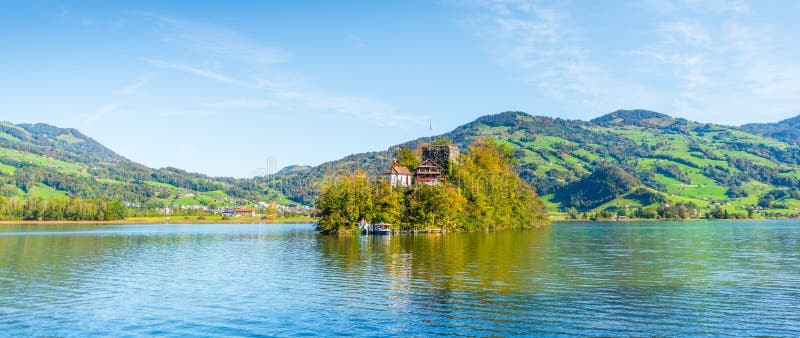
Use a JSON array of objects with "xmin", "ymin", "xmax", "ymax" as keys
[
  {"xmin": 384, "ymin": 144, "xmax": 459, "ymax": 187},
  {"xmin": 234, "ymin": 207, "xmax": 257, "ymax": 217},
  {"xmin": 414, "ymin": 159, "xmax": 443, "ymax": 185},
  {"xmin": 383, "ymin": 159, "xmax": 412, "ymax": 188}
]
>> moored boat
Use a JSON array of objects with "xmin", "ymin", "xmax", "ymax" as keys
[
  {"xmin": 372, "ymin": 222, "xmax": 391, "ymax": 235},
  {"xmin": 358, "ymin": 220, "xmax": 371, "ymax": 234}
]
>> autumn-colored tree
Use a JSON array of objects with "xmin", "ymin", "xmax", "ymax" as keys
[
  {"xmin": 370, "ymin": 181, "xmax": 404, "ymax": 226},
  {"xmin": 395, "ymin": 145, "xmax": 420, "ymax": 169},
  {"xmin": 315, "ymin": 170, "xmax": 373, "ymax": 234},
  {"xmin": 316, "ymin": 139, "xmax": 549, "ymax": 234},
  {"xmin": 404, "ymin": 184, "xmax": 465, "ymax": 230},
  {"xmin": 452, "ymin": 138, "xmax": 548, "ymax": 230}
]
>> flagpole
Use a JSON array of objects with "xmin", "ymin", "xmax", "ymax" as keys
[{"xmin": 429, "ymin": 119, "xmax": 432, "ymax": 144}]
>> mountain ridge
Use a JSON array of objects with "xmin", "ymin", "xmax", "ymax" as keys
[
  {"xmin": 0, "ymin": 121, "xmax": 288, "ymax": 208},
  {"xmin": 4, "ymin": 110, "xmax": 800, "ymax": 218},
  {"xmin": 739, "ymin": 114, "xmax": 800, "ymax": 145},
  {"xmin": 269, "ymin": 110, "xmax": 800, "ymax": 218}
]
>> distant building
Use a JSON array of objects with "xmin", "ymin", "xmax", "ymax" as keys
[
  {"xmin": 414, "ymin": 159, "xmax": 443, "ymax": 185},
  {"xmin": 383, "ymin": 159, "xmax": 412, "ymax": 188},
  {"xmin": 235, "ymin": 208, "xmax": 257, "ymax": 217}
]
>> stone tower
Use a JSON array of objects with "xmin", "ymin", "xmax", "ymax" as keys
[{"xmin": 420, "ymin": 145, "xmax": 459, "ymax": 173}]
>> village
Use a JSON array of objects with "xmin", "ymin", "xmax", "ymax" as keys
[{"xmin": 121, "ymin": 199, "xmax": 314, "ymax": 219}]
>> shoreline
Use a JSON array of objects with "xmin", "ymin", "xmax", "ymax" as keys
[
  {"xmin": 550, "ymin": 217, "xmax": 800, "ymax": 222},
  {"xmin": 2, "ymin": 218, "xmax": 797, "ymax": 226},
  {"xmin": 0, "ymin": 219, "xmax": 317, "ymax": 225}
]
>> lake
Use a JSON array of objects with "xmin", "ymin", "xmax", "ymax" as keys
[{"xmin": 1, "ymin": 221, "xmax": 799, "ymax": 336}]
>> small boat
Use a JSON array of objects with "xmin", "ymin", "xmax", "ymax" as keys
[
  {"xmin": 358, "ymin": 220, "xmax": 371, "ymax": 234},
  {"xmin": 371, "ymin": 222, "xmax": 392, "ymax": 235}
]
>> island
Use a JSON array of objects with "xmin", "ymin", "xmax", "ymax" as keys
[{"xmin": 315, "ymin": 138, "xmax": 550, "ymax": 234}]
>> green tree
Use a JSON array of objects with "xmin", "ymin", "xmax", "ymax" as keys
[
  {"xmin": 432, "ymin": 138, "xmax": 452, "ymax": 146},
  {"xmin": 395, "ymin": 145, "xmax": 420, "ymax": 169},
  {"xmin": 404, "ymin": 184, "xmax": 465, "ymax": 230},
  {"xmin": 315, "ymin": 170, "xmax": 373, "ymax": 234},
  {"xmin": 371, "ymin": 181, "xmax": 404, "ymax": 226},
  {"xmin": 567, "ymin": 207, "xmax": 579, "ymax": 219},
  {"xmin": 452, "ymin": 138, "xmax": 549, "ymax": 230}
]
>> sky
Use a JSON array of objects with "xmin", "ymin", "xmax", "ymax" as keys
[{"xmin": 2, "ymin": 0, "xmax": 800, "ymax": 177}]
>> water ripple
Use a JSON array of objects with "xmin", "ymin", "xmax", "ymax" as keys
[{"xmin": 1, "ymin": 221, "xmax": 799, "ymax": 336}]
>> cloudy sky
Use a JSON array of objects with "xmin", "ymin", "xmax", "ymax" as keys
[{"xmin": 2, "ymin": 1, "xmax": 799, "ymax": 177}]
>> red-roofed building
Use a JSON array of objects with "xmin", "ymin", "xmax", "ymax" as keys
[
  {"xmin": 383, "ymin": 159, "xmax": 412, "ymax": 188},
  {"xmin": 413, "ymin": 159, "xmax": 443, "ymax": 186}
]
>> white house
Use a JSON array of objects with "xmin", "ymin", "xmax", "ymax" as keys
[{"xmin": 383, "ymin": 159, "xmax": 412, "ymax": 188}]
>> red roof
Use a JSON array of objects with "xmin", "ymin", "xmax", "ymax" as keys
[{"xmin": 383, "ymin": 161, "xmax": 412, "ymax": 175}]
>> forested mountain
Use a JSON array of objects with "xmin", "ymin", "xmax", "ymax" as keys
[
  {"xmin": 5, "ymin": 109, "xmax": 800, "ymax": 219},
  {"xmin": 269, "ymin": 110, "xmax": 800, "ymax": 218},
  {"xmin": 740, "ymin": 115, "xmax": 800, "ymax": 145},
  {"xmin": 0, "ymin": 121, "xmax": 286, "ymax": 209}
]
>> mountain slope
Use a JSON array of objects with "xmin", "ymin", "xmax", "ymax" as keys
[
  {"xmin": 270, "ymin": 111, "xmax": 800, "ymax": 217},
  {"xmin": 0, "ymin": 121, "xmax": 287, "ymax": 207},
  {"xmin": 590, "ymin": 109, "xmax": 678, "ymax": 127},
  {"xmin": 5, "ymin": 111, "xmax": 800, "ymax": 218},
  {"xmin": 739, "ymin": 115, "xmax": 800, "ymax": 145},
  {"xmin": 0, "ymin": 121, "xmax": 125, "ymax": 164}
]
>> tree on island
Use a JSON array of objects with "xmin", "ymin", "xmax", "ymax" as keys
[
  {"xmin": 404, "ymin": 183, "xmax": 465, "ymax": 229},
  {"xmin": 395, "ymin": 145, "xmax": 420, "ymax": 169},
  {"xmin": 451, "ymin": 138, "xmax": 547, "ymax": 231},
  {"xmin": 315, "ymin": 170, "xmax": 373, "ymax": 234},
  {"xmin": 315, "ymin": 138, "xmax": 549, "ymax": 234}
]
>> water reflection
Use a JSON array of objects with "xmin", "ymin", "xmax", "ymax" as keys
[{"xmin": 1, "ymin": 221, "xmax": 799, "ymax": 336}]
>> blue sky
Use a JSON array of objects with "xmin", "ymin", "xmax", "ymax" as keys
[{"xmin": 2, "ymin": 1, "xmax": 800, "ymax": 177}]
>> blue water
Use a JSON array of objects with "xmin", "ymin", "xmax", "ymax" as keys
[{"xmin": 1, "ymin": 221, "xmax": 799, "ymax": 336}]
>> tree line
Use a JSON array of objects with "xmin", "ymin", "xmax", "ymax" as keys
[
  {"xmin": 0, "ymin": 196, "xmax": 126, "ymax": 221},
  {"xmin": 315, "ymin": 138, "xmax": 549, "ymax": 234}
]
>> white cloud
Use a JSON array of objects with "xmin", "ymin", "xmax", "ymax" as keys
[
  {"xmin": 135, "ymin": 12, "xmax": 290, "ymax": 65},
  {"xmin": 660, "ymin": 21, "xmax": 712, "ymax": 47},
  {"xmin": 204, "ymin": 99, "xmax": 275, "ymax": 109},
  {"xmin": 143, "ymin": 58, "xmax": 273, "ymax": 90},
  {"xmin": 462, "ymin": 0, "xmax": 655, "ymax": 114},
  {"xmin": 630, "ymin": 4, "xmax": 800, "ymax": 123},
  {"xmin": 269, "ymin": 85, "xmax": 427, "ymax": 128},
  {"xmin": 725, "ymin": 23, "xmax": 800, "ymax": 101},
  {"xmin": 85, "ymin": 103, "xmax": 124, "ymax": 125},
  {"xmin": 458, "ymin": 0, "xmax": 800, "ymax": 123},
  {"xmin": 120, "ymin": 73, "xmax": 156, "ymax": 96},
  {"xmin": 345, "ymin": 34, "xmax": 367, "ymax": 47},
  {"xmin": 143, "ymin": 56, "xmax": 425, "ymax": 126},
  {"xmin": 144, "ymin": 59, "xmax": 236, "ymax": 84},
  {"xmin": 134, "ymin": 12, "xmax": 427, "ymax": 128},
  {"xmin": 645, "ymin": 0, "xmax": 750, "ymax": 14}
]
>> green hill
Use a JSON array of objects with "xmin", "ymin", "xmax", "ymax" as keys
[
  {"xmin": 269, "ymin": 110, "xmax": 800, "ymax": 218},
  {"xmin": 4, "ymin": 110, "xmax": 800, "ymax": 220},
  {"xmin": 739, "ymin": 115, "xmax": 800, "ymax": 146},
  {"xmin": 0, "ymin": 121, "xmax": 288, "ymax": 209}
]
